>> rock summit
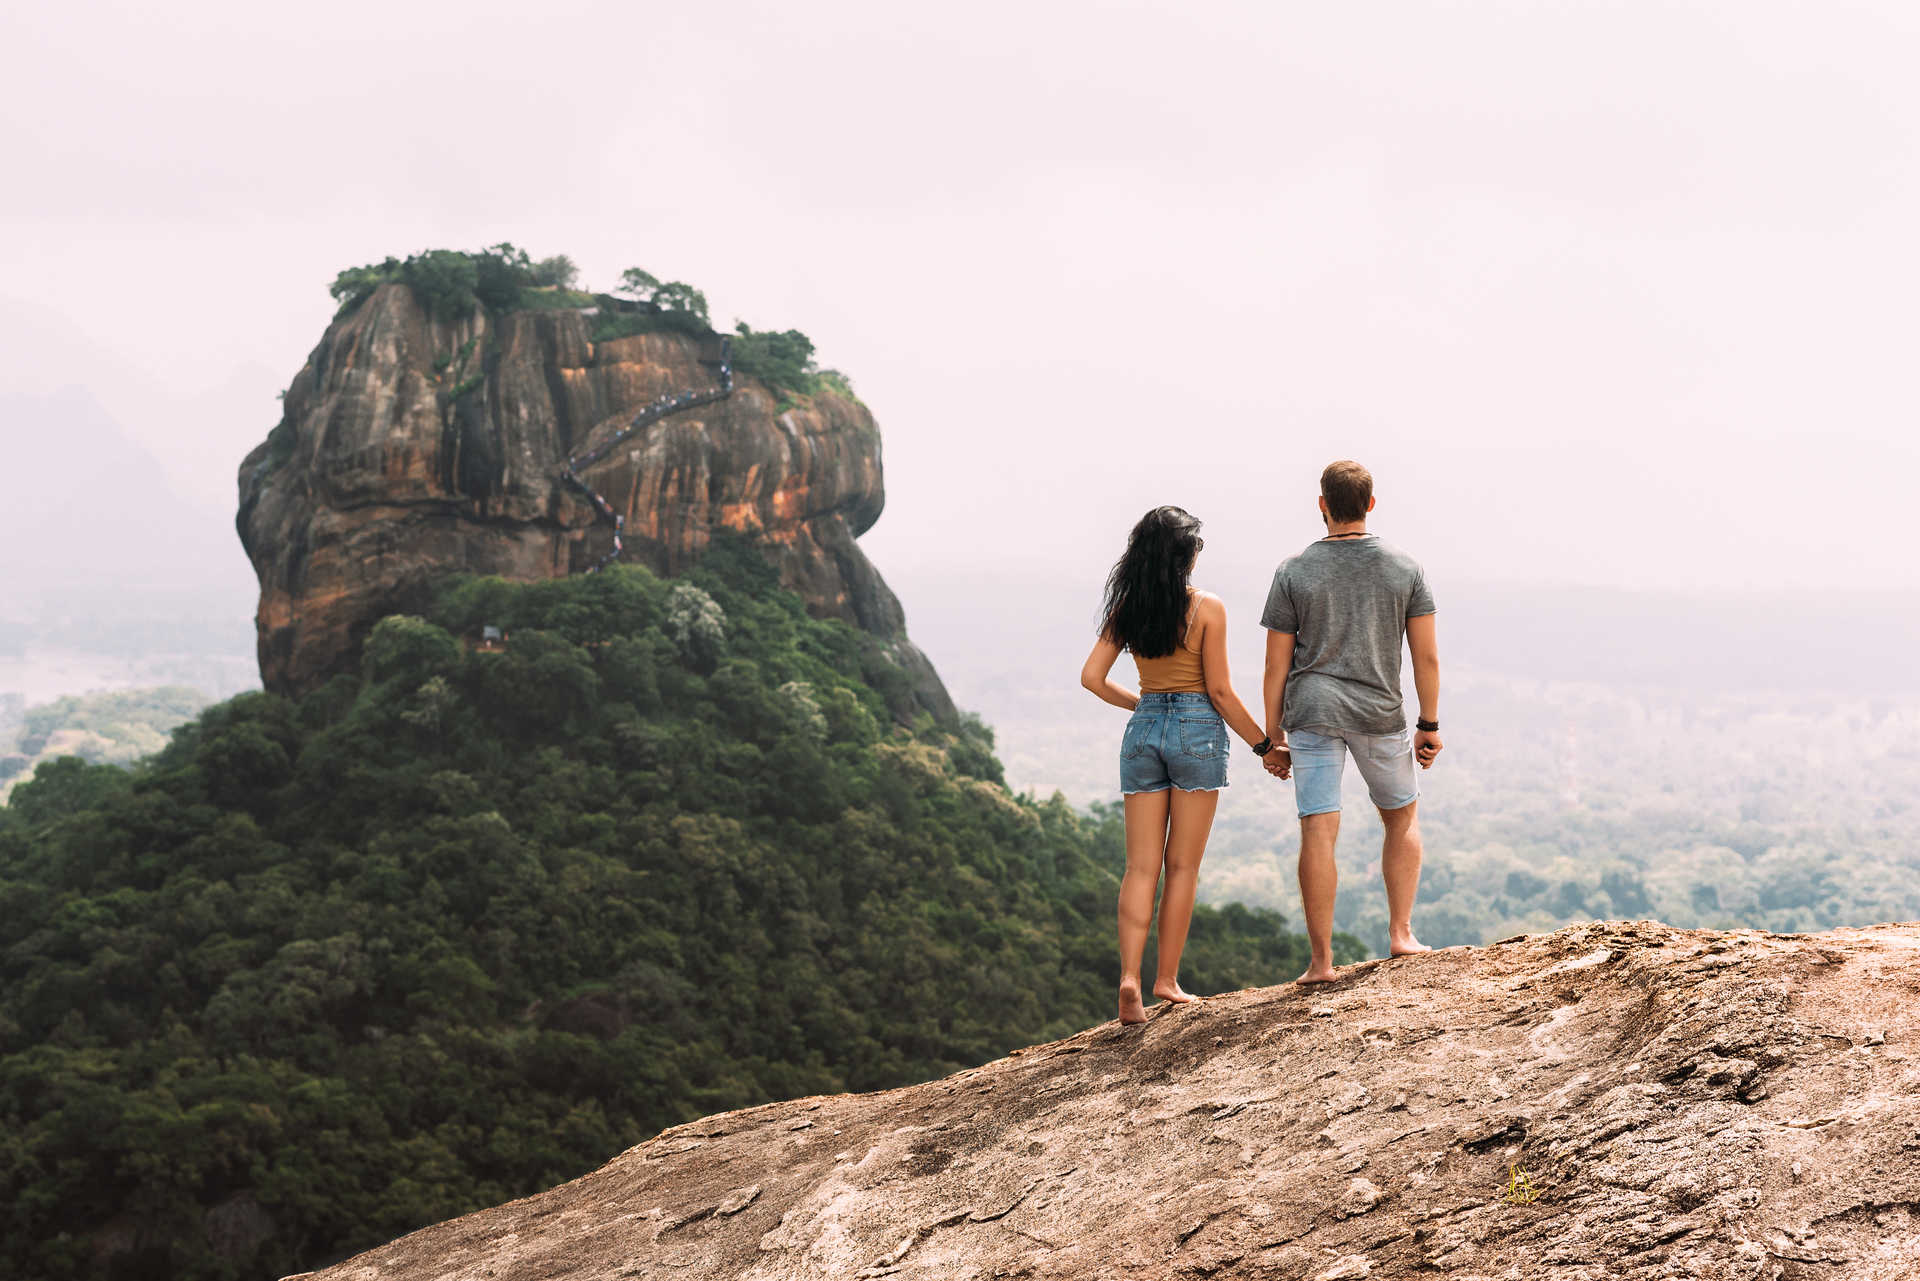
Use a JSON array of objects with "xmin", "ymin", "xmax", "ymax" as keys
[
  {"xmin": 288, "ymin": 920, "xmax": 1920, "ymax": 1279},
  {"xmin": 237, "ymin": 283, "xmax": 950, "ymax": 716}
]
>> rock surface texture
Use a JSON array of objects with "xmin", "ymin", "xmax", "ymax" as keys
[
  {"xmin": 237, "ymin": 284, "xmax": 951, "ymax": 716},
  {"xmin": 287, "ymin": 920, "xmax": 1920, "ymax": 1280}
]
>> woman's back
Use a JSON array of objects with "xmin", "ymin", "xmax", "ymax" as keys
[
  {"xmin": 1132, "ymin": 596, "xmax": 1207, "ymax": 693},
  {"xmin": 1082, "ymin": 506, "xmax": 1275, "ymax": 1023}
]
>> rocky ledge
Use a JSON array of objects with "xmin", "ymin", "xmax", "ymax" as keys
[
  {"xmin": 287, "ymin": 920, "xmax": 1920, "ymax": 1280},
  {"xmin": 237, "ymin": 283, "xmax": 951, "ymax": 717}
]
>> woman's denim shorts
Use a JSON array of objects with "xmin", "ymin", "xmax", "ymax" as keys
[{"xmin": 1120, "ymin": 692, "xmax": 1229, "ymax": 794}]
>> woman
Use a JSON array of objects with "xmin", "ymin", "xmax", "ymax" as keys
[{"xmin": 1080, "ymin": 506, "xmax": 1283, "ymax": 1025}]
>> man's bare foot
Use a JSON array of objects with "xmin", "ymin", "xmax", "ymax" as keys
[
  {"xmin": 1118, "ymin": 979, "xmax": 1149, "ymax": 1024},
  {"xmin": 1152, "ymin": 979, "xmax": 1201, "ymax": 1004},
  {"xmin": 1388, "ymin": 931, "xmax": 1432, "ymax": 958},
  {"xmin": 1296, "ymin": 963, "xmax": 1339, "ymax": 984}
]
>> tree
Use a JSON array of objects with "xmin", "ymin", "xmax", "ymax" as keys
[
  {"xmin": 473, "ymin": 243, "xmax": 535, "ymax": 311},
  {"xmin": 613, "ymin": 269, "xmax": 709, "ymax": 326},
  {"xmin": 328, "ymin": 258, "xmax": 400, "ymax": 312},
  {"xmin": 731, "ymin": 324, "xmax": 818, "ymax": 396},
  {"xmin": 400, "ymin": 250, "xmax": 482, "ymax": 321},
  {"xmin": 650, "ymin": 282, "xmax": 709, "ymax": 323},
  {"xmin": 616, "ymin": 267, "xmax": 662, "ymax": 299},
  {"xmin": 532, "ymin": 255, "xmax": 579, "ymax": 289},
  {"xmin": 362, "ymin": 615, "xmax": 463, "ymax": 687}
]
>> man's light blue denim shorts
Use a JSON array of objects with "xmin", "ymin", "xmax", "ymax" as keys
[
  {"xmin": 1120, "ymin": 692, "xmax": 1229, "ymax": 794},
  {"xmin": 1289, "ymin": 725, "xmax": 1419, "ymax": 818}
]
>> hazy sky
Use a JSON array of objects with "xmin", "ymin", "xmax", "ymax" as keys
[{"xmin": 6, "ymin": 0, "xmax": 1919, "ymax": 642}]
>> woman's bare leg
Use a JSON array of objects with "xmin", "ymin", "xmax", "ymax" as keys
[
  {"xmin": 1119, "ymin": 790, "xmax": 1171, "ymax": 1023},
  {"xmin": 1153, "ymin": 786, "xmax": 1220, "ymax": 1002}
]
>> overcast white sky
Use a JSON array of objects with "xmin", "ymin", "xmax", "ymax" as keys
[{"xmin": 5, "ymin": 0, "xmax": 1919, "ymax": 641}]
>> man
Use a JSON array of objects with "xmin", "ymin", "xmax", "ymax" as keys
[{"xmin": 1260, "ymin": 460, "xmax": 1442, "ymax": 983}]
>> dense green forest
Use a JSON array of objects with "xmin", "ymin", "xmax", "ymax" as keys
[{"xmin": 0, "ymin": 540, "xmax": 1349, "ymax": 1280}]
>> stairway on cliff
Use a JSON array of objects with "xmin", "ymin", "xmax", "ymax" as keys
[{"xmin": 562, "ymin": 334, "xmax": 735, "ymax": 573}]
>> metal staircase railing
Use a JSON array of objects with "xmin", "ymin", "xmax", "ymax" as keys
[{"xmin": 561, "ymin": 336, "xmax": 733, "ymax": 573}]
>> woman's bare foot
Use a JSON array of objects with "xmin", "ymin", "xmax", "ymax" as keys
[
  {"xmin": 1152, "ymin": 979, "xmax": 1201, "ymax": 1004},
  {"xmin": 1118, "ymin": 978, "xmax": 1149, "ymax": 1024},
  {"xmin": 1388, "ymin": 929, "xmax": 1432, "ymax": 958},
  {"xmin": 1296, "ymin": 962, "xmax": 1339, "ymax": 984}
]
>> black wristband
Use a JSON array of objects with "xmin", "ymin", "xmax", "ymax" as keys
[
  {"xmin": 1416, "ymin": 719, "xmax": 1439, "ymax": 733},
  {"xmin": 1252, "ymin": 737, "xmax": 1273, "ymax": 756}
]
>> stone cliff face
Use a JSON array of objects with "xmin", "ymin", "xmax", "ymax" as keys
[
  {"xmin": 288, "ymin": 920, "xmax": 1920, "ymax": 1280},
  {"xmin": 237, "ymin": 284, "xmax": 952, "ymax": 717}
]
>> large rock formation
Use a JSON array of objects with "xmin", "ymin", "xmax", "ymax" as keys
[
  {"xmin": 237, "ymin": 284, "xmax": 951, "ymax": 717},
  {"xmin": 288, "ymin": 920, "xmax": 1920, "ymax": 1280}
]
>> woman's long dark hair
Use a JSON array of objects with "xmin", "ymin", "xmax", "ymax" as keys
[{"xmin": 1100, "ymin": 506, "xmax": 1203, "ymax": 658}]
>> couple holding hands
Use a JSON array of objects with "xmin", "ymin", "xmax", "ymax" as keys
[{"xmin": 1080, "ymin": 460, "xmax": 1443, "ymax": 1024}]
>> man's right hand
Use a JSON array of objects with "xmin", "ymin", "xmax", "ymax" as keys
[{"xmin": 1414, "ymin": 730, "xmax": 1443, "ymax": 769}]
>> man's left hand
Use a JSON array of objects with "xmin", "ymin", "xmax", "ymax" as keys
[{"xmin": 1414, "ymin": 730, "xmax": 1443, "ymax": 769}]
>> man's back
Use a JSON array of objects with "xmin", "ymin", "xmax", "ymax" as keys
[{"xmin": 1260, "ymin": 536, "xmax": 1434, "ymax": 735}]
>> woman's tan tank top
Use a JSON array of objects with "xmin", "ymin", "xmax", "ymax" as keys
[{"xmin": 1133, "ymin": 597, "xmax": 1207, "ymax": 693}]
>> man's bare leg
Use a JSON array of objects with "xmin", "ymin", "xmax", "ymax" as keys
[
  {"xmin": 1153, "ymin": 787, "xmax": 1220, "ymax": 1003},
  {"xmin": 1118, "ymin": 790, "xmax": 1172, "ymax": 1023},
  {"xmin": 1379, "ymin": 800, "xmax": 1430, "ymax": 957},
  {"xmin": 1297, "ymin": 810, "xmax": 1341, "ymax": 982}
]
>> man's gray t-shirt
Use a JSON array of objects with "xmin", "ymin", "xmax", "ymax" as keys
[{"xmin": 1260, "ymin": 536, "xmax": 1436, "ymax": 735}]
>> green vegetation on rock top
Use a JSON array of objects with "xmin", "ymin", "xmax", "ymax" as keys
[
  {"xmin": 0, "ymin": 537, "xmax": 1349, "ymax": 1280},
  {"xmin": 325, "ymin": 247, "xmax": 856, "ymax": 402},
  {"xmin": 329, "ymin": 244, "xmax": 542, "ymax": 321}
]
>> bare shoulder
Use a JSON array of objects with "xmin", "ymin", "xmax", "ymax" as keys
[{"xmin": 1190, "ymin": 590, "xmax": 1229, "ymax": 620}]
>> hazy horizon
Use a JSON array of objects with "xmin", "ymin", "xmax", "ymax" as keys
[{"xmin": 7, "ymin": 0, "xmax": 1920, "ymax": 704}]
